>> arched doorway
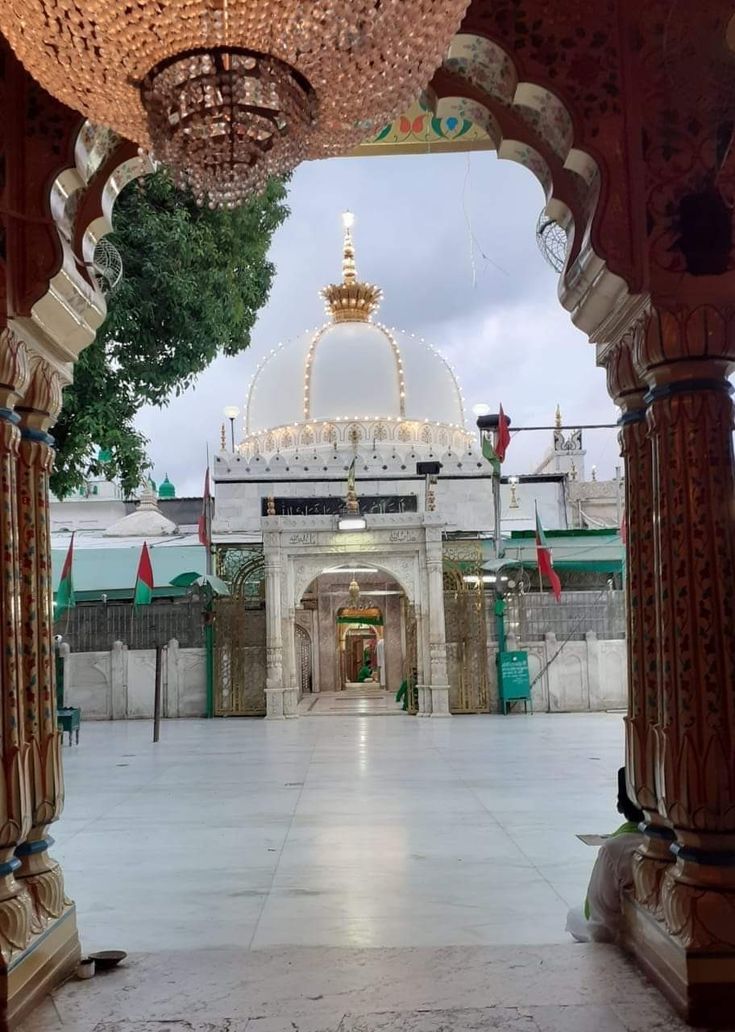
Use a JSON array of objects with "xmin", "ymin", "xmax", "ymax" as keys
[
  {"xmin": 296, "ymin": 565, "xmax": 409, "ymax": 715},
  {"xmin": 212, "ymin": 549, "xmax": 267, "ymax": 716},
  {"xmin": 2, "ymin": 9, "xmax": 735, "ymax": 1024},
  {"xmin": 294, "ymin": 623, "xmax": 313, "ymax": 696}
]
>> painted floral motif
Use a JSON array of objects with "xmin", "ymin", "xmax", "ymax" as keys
[
  {"xmin": 445, "ymin": 34, "xmax": 517, "ymax": 103},
  {"xmin": 367, "ymin": 96, "xmax": 490, "ymax": 151}
]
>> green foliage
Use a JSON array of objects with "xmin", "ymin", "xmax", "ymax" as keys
[{"xmin": 51, "ymin": 170, "xmax": 289, "ymax": 498}]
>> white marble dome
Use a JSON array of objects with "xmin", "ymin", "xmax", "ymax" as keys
[
  {"xmin": 246, "ymin": 323, "xmax": 465, "ymax": 434},
  {"xmin": 238, "ymin": 214, "xmax": 472, "ymax": 461}
]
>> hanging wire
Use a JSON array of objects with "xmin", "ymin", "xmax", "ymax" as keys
[{"xmin": 461, "ymin": 153, "xmax": 510, "ymax": 283}]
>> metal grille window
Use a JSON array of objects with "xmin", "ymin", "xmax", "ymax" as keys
[
  {"xmin": 56, "ymin": 599, "xmax": 204, "ymax": 652},
  {"xmin": 503, "ymin": 590, "xmax": 625, "ymax": 641}
]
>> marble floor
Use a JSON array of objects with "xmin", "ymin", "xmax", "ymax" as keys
[
  {"xmin": 298, "ymin": 688, "xmax": 405, "ymax": 716},
  {"xmin": 22, "ymin": 713, "xmax": 693, "ymax": 1031}
]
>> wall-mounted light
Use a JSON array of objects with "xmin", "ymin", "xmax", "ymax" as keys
[
  {"xmin": 338, "ymin": 513, "xmax": 367, "ymax": 532},
  {"xmin": 509, "ymin": 475, "xmax": 520, "ymax": 509}
]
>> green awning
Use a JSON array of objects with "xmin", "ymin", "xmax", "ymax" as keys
[{"xmin": 482, "ymin": 530, "xmax": 624, "ymax": 575}]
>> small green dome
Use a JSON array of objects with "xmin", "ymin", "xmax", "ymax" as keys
[
  {"xmin": 97, "ymin": 448, "xmax": 113, "ymax": 463},
  {"xmin": 158, "ymin": 474, "xmax": 176, "ymax": 499}
]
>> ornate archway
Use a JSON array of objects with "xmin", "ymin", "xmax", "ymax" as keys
[{"xmin": 1, "ymin": 4, "xmax": 735, "ymax": 1024}]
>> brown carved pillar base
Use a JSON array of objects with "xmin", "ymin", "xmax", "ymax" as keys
[
  {"xmin": 604, "ymin": 339, "xmax": 675, "ymax": 919},
  {"xmin": 15, "ymin": 398, "xmax": 68, "ymax": 931},
  {"xmin": 619, "ymin": 306, "xmax": 735, "ymax": 1028},
  {"xmin": 3, "ymin": 359, "xmax": 79, "ymax": 1030}
]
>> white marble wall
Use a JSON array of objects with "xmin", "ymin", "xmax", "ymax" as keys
[
  {"xmin": 212, "ymin": 469, "xmax": 566, "ymax": 537},
  {"xmin": 59, "ymin": 633, "xmax": 626, "ymax": 718},
  {"xmin": 61, "ymin": 640, "xmax": 206, "ymax": 719},
  {"xmin": 494, "ymin": 631, "xmax": 627, "ymax": 713}
]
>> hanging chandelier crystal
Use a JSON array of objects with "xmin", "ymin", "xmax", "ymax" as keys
[{"xmin": 0, "ymin": 0, "xmax": 470, "ymax": 208}]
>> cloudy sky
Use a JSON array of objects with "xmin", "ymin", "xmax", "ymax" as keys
[{"xmin": 135, "ymin": 150, "xmax": 621, "ymax": 497}]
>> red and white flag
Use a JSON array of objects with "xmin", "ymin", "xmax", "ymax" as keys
[
  {"xmin": 198, "ymin": 467, "xmax": 211, "ymax": 548},
  {"xmin": 535, "ymin": 504, "xmax": 562, "ymax": 602}
]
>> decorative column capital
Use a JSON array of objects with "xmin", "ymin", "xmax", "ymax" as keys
[
  {"xmin": 632, "ymin": 304, "xmax": 735, "ymax": 387},
  {"xmin": 0, "ymin": 328, "xmax": 31, "ymax": 414},
  {"xmin": 16, "ymin": 357, "xmax": 63, "ymax": 435},
  {"xmin": 602, "ymin": 334, "xmax": 647, "ymax": 414}
]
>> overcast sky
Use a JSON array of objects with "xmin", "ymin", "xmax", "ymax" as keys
[{"xmin": 135, "ymin": 150, "xmax": 621, "ymax": 497}]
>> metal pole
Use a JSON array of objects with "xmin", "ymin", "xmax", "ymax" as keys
[
  {"xmin": 204, "ymin": 609, "xmax": 214, "ymax": 718},
  {"xmin": 492, "ymin": 470, "xmax": 504, "ymax": 559},
  {"xmin": 153, "ymin": 643, "xmax": 164, "ymax": 742},
  {"xmin": 229, "ymin": 417, "xmax": 235, "ymax": 452}
]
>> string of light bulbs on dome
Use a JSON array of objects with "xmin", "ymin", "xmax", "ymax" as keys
[{"xmin": 0, "ymin": 1, "xmax": 470, "ymax": 208}]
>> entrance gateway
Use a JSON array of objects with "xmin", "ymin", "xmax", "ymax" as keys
[
  {"xmin": 257, "ymin": 513, "xmax": 449, "ymax": 718},
  {"xmin": 211, "ymin": 215, "xmax": 493, "ymax": 716}
]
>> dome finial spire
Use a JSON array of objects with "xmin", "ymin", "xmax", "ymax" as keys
[
  {"xmin": 321, "ymin": 211, "xmax": 382, "ymax": 324},
  {"xmin": 342, "ymin": 211, "xmax": 357, "ymax": 285}
]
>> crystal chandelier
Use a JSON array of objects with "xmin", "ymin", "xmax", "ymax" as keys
[{"xmin": 0, "ymin": 1, "xmax": 470, "ymax": 208}]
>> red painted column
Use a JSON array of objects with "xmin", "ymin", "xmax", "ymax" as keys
[
  {"xmin": 15, "ymin": 358, "xmax": 67, "ymax": 927},
  {"xmin": 633, "ymin": 303, "xmax": 735, "ymax": 973},
  {"xmin": 604, "ymin": 336, "xmax": 676, "ymax": 918},
  {"xmin": 0, "ymin": 328, "xmax": 35, "ymax": 963}
]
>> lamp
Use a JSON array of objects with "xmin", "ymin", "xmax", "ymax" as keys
[
  {"xmin": 338, "ymin": 513, "xmax": 367, "ymax": 532},
  {"xmin": 223, "ymin": 406, "xmax": 240, "ymax": 451},
  {"xmin": 0, "ymin": 1, "xmax": 471, "ymax": 208},
  {"xmin": 509, "ymin": 475, "xmax": 520, "ymax": 509}
]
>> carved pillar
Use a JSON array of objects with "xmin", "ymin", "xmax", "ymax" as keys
[
  {"xmin": 283, "ymin": 606, "xmax": 299, "ymax": 719},
  {"xmin": 425, "ymin": 542, "xmax": 450, "ymax": 717},
  {"xmin": 633, "ymin": 304, "xmax": 735, "ymax": 955},
  {"xmin": 14, "ymin": 358, "xmax": 67, "ymax": 927},
  {"xmin": 264, "ymin": 556, "xmax": 285, "ymax": 719},
  {"xmin": 604, "ymin": 336, "xmax": 674, "ymax": 918},
  {"xmin": 414, "ymin": 605, "xmax": 431, "ymax": 716},
  {"xmin": 0, "ymin": 328, "xmax": 35, "ymax": 964}
]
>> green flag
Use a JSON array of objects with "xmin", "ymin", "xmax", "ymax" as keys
[
  {"xmin": 133, "ymin": 542, "xmax": 154, "ymax": 607},
  {"xmin": 482, "ymin": 434, "xmax": 501, "ymax": 475},
  {"xmin": 55, "ymin": 533, "xmax": 76, "ymax": 619}
]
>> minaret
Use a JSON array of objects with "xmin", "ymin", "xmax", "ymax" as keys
[
  {"xmin": 320, "ymin": 211, "xmax": 383, "ymax": 324},
  {"xmin": 534, "ymin": 405, "xmax": 586, "ymax": 479}
]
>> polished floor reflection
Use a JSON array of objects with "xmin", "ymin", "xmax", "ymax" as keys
[
  {"xmin": 55, "ymin": 712, "xmax": 626, "ymax": 953},
  {"xmin": 299, "ymin": 688, "xmax": 405, "ymax": 716},
  {"xmin": 30, "ymin": 714, "xmax": 688, "ymax": 1032}
]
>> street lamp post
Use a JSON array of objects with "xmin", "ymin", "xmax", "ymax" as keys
[
  {"xmin": 474, "ymin": 409, "xmax": 511, "ymax": 561},
  {"xmin": 223, "ymin": 405, "xmax": 240, "ymax": 451}
]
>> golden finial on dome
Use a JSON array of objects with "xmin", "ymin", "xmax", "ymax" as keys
[{"xmin": 320, "ymin": 211, "xmax": 383, "ymax": 324}]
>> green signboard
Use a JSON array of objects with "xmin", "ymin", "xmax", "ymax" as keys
[{"xmin": 497, "ymin": 651, "xmax": 532, "ymax": 714}]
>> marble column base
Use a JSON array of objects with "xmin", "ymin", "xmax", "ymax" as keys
[
  {"xmin": 264, "ymin": 688, "xmax": 285, "ymax": 720},
  {"xmin": 283, "ymin": 687, "xmax": 299, "ymax": 719},
  {"xmin": 429, "ymin": 685, "xmax": 451, "ymax": 717},
  {"xmin": 416, "ymin": 685, "xmax": 432, "ymax": 717},
  {"xmin": 0, "ymin": 905, "xmax": 79, "ymax": 1031}
]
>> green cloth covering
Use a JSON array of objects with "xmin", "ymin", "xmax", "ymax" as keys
[
  {"xmin": 584, "ymin": 820, "xmax": 640, "ymax": 920},
  {"xmin": 357, "ymin": 664, "xmax": 373, "ymax": 683},
  {"xmin": 337, "ymin": 615, "xmax": 383, "ymax": 626}
]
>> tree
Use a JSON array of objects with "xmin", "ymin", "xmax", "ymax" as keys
[{"xmin": 50, "ymin": 170, "xmax": 289, "ymax": 498}]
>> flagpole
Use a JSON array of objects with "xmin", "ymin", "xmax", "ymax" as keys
[
  {"xmin": 493, "ymin": 427, "xmax": 504, "ymax": 560},
  {"xmin": 535, "ymin": 502, "xmax": 543, "ymax": 593},
  {"xmin": 205, "ymin": 443, "xmax": 213, "ymax": 577}
]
